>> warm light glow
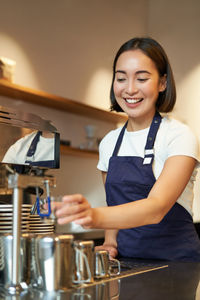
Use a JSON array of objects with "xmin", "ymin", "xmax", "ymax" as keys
[
  {"xmin": 84, "ymin": 68, "xmax": 112, "ymax": 110},
  {"xmin": 0, "ymin": 32, "xmax": 39, "ymax": 88},
  {"xmin": 176, "ymin": 64, "xmax": 200, "ymax": 138}
]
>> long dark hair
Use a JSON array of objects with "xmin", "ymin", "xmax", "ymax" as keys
[{"xmin": 110, "ymin": 37, "xmax": 176, "ymax": 112}]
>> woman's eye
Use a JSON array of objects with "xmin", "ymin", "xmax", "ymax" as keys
[
  {"xmin": 137, "ymin": 78, "xmax": 148, "ymax": 82},
  {"xmin": 116, "ymin": 78, "xmax": 126, "ymax": 82}
]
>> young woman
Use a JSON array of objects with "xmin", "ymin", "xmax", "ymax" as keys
[{"xmin": 54, "ymin": 37, "xmax": 200, "ymax": 261}]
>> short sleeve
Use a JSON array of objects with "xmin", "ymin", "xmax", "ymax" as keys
[
  {"xmin": 97, "ymin": 139, "xmax": 108, "ymax": 172},
  {"xmin": 165, "ymin": 120, "xmax": 199, "ymax": 161},
  {"xmin": 97, "ymin": 128, "xmax": 121, "ymax": 172}
]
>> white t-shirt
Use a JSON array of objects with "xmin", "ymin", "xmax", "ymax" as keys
[
  {"xmin": 97, "ymin": 116, "xmax": 199, "ymax": 216},
  {"xmin": 2, "ymin": 131, "xmax": 55, "ymax": 165}
]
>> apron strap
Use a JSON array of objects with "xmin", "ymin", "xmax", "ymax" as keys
[
  {"xmin": 112, "ymin": 121, "xmax": 128, "ymax": 157},
  {"xmin": 143, "ymin": 111, "xmax": 162, "ymax": 165}
]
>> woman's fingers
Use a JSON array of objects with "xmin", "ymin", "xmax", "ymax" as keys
[
  {"xmin": 57, "ymin": 213, "xmax": 92, "ymax": 227},
  {"xmin": 56, "ymin": 201, "xmax": 90, "ymax": 218},
  {"xmin": 95, "ymin": 245, "xmax": 118, "ymax": 259},
  {"xmin": 62, "ymin": 194, "xmax": 85, "ymax": 204},
  {"xmin": 53, "ymin": 194, "xmax": 92, "ymax": 226},
  {"xmin": 55, "ymin": 194, "xmax": 88, "ymax": 216},
  {"xmin": 51, "ymin": 202, "xmax": 62, "ymax": 210},
  {"xmin": 74, "ymin": 216, "xmax": 93, "ymax": 227},
  {"xmin": 43, "ymin": 194, "xmax": 92, "ymax": 226}
]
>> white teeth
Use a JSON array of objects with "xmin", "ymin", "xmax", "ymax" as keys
[{"xmin": 125, "ymin": 98, "xmax": 142, "ymax": 104}]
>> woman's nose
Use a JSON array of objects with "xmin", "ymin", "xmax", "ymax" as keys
[{"xmin": 126, "ymin": 79, "xmax": 138, "ymax": 95}]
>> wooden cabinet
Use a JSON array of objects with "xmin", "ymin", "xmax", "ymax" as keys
[{"xmin": 0, "ymin": 79, "xmax": 127, "ymax": 158}]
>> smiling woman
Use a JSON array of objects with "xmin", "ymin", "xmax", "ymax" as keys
[{"xmin": 54, "ymin": 37, "xmax": 200, "ymax": 262}]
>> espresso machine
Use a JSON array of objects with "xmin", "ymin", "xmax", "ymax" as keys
[
  {"xmin": 0, "ymin": 105, "xmax": 59, "ymax": 295},
  {"xmin": 0, "ymin": 106, "xmax": 122, "ymax": 298}
]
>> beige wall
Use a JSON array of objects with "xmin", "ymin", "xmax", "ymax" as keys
[
  {"xmin": 147, "ymin": 0, "xmax": 200, "ymax": 221},
  {"xmin": 0, "ymin": 0, "xmax": 200, "ymax": 225},
  {"xmin": 0, "ymin": 0, "xmax": 148, "ymax": 109}
]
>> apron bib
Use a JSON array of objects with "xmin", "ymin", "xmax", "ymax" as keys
[{"xmin": 105, "ymin": 112, "xmax": 200, "ymax": 261}]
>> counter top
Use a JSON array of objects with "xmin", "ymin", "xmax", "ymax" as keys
[{"xmin": 1, "ymin": 259, "xmax": 200, "ymax": 299}]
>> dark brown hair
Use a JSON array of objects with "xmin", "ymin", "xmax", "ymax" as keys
[{"xmin": 110, "ymin": 37, "xmax": 176, "ymax": 112}]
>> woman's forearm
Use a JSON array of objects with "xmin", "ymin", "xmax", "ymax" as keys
[
  {"xmin": 56, "ymin": 194, "xmax": 164, "ymax": 229},
  {"xmin": 92, "ymin": 197, "xmax": 164, "ymax": 229}
]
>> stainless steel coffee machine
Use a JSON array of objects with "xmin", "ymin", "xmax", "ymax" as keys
[{"xmin": 0, "ymin": 105, "xmax": 60, "ymax": 294}]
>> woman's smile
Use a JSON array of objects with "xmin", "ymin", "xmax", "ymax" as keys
[
  {"xmin": 124, "ymin": 98, "xmax": 143, "ymax": 104},
  {"xmin": 123, "ymin": 97, "xmax": 144, "ymax": 112}
]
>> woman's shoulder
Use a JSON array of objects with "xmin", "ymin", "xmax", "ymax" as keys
[
  {"xmin": 161, "ymin": 115, "xmax": 196, "ymax": 137},
  {"xmin": 159, "ymin": 115, "xmax": 199, "ymax": 159},
  {"xmin": 99, "ymin": 127, "xmax": 122, "ymax": 146}
]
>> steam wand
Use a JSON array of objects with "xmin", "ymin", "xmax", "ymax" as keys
[{"xmin": 36, "ymin": 180, "xmax": 51, "ymax": 217}]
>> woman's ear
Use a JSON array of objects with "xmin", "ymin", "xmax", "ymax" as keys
[{"xmin": 159, "ymin": 74, "xmax": 167, "ymax": 92}]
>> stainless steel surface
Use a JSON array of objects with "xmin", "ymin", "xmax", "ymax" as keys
[
  {"xmin": 0, "ymin": 105, "xmax": 57, "ymax": 132},
  {"xmin": 55, "ymin": 222, "xmax": 105, "ymax": 240},
  {"xmin": 33, "ymin": 234, "xmax": 74, "ymax": 291},
  {"xmin": 11, "ymin": 187, "xmax": 23, "ymax": 289},
  {"xmin": 8, "ymin": 172, "xmax": 56, "ymax": 190},
  {"xmin": 94, "ymin": 279, "xmax": 120, "ymax": 300}
]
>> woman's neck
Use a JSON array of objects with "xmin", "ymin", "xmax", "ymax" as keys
[{"xmin": 127, "ymin": 110, "xmax": 156, "ymax": 132}]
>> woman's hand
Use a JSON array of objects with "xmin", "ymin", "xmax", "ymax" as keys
[
  {"xmin": 53, "ymin": 194, "xmax": 95, "ymax": 229},
  {"xmin": 95, "ymin": 244, "xmax": 118, "ymax": 259},
  {"xmin": 96, "ymin": 229, "xmax": 119, "ymax": 259}
]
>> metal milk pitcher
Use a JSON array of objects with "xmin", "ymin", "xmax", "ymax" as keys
[
  {"xmin": 33, "ymin": 234, "xmax": 74, "ymax": 291},
  {"xmin": 0, "ymin": 233, "xmax": 31, "ymax": 287},
  {"xmin": 95, "ymin": 250, "xmax": 121, "ymax": 279},
  {"xmin": 94, "ymin": 250, "xmax": 110, "ymax": 279},
  {"xmin": 73, "ymin": 240, "xmax": 94, "ymax": 284}
]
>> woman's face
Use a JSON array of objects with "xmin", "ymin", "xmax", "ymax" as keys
[{"xmin": 113, "ymin": 49, "xmax": 166, "ymax": 125}]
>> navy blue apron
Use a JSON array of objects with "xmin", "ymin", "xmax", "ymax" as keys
[
  {"xmin": 105, "ymin": 112, "xmax": 200, "ymax": 261},
  {"xmin": 25, "ymin": 131, "xmax": 55, "ymax": 168}
]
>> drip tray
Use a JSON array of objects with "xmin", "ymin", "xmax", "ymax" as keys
[
  {"xmin": 113, "ymin": 258, "xmax": 168, "ymax": 279},
  {"xmin": 82, "ymin": 258, "xmax": 168, "ymax": 288}
]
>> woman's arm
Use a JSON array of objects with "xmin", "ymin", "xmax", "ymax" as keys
[{"xmin": 55, "ymin": 155, "xmax": 196, "ymax": 229}]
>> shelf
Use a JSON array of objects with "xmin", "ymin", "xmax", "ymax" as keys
[
  {"xmin": 60, "ymin": 145, "xmax": 98, "ymax": 159},
  {"xmin": 0, "ymin": 79, "xmax": 127, "ymax": 124}
]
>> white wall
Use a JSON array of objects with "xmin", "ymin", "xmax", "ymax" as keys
[
  {"xmin": 148, "ymin": 0, "xmax": 200, "ymax": 221},
  {"xmin": 0, "ymin": 0, "xmax": 148, "ymax": 232}
]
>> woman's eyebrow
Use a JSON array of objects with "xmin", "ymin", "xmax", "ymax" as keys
[
  {"xmin": 115, "ymin": 70, "xmax": 126, "ymax": 74},
  {"xmin": 136, "ymin": 70, "xmax": 151, "ymax": 75},
  {"xmin": 115, "ymin": 70, "xmax": 151, "ymax": 75}
]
